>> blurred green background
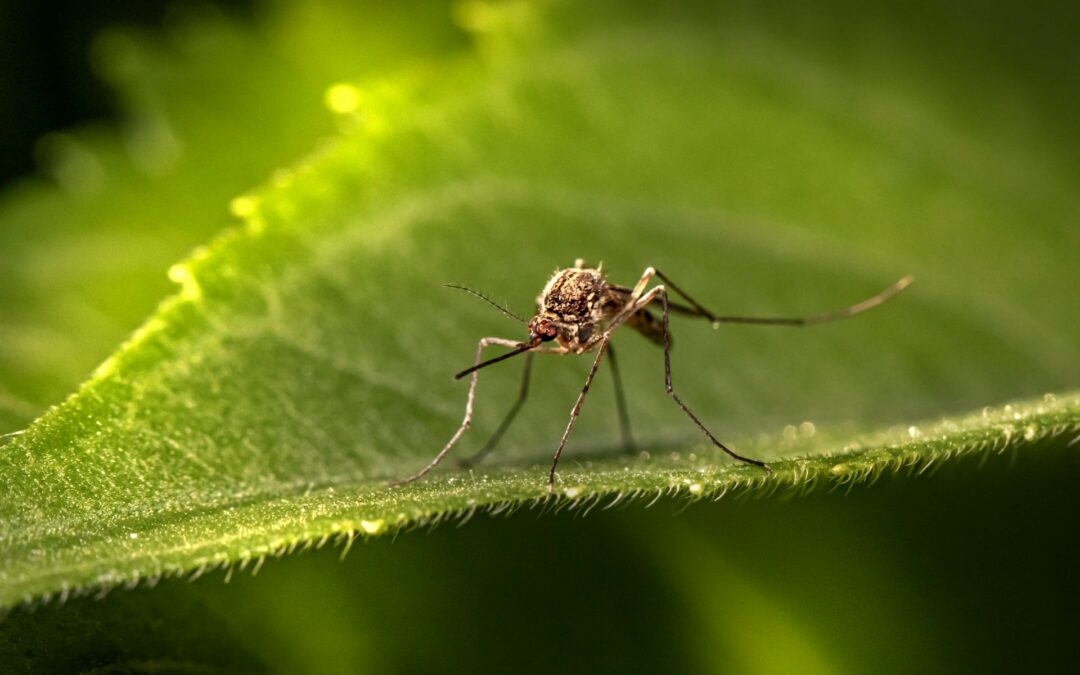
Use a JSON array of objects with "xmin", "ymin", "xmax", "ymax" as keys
[{"xmin": 1, "ymin": 1, "xmax": 1078, "ymax": 673}]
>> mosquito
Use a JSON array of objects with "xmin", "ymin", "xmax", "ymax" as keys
[{"xmin": 393, "ymin": 259, "xmax": 912, "ymax": 493}]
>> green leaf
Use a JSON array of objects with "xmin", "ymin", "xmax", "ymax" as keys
[{"xmin": 2, "ymin": 0, "xmax": 1078, "ymax": 613}]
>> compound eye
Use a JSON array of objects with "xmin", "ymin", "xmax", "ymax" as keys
[{"xmin": 537, "ymin": 322, "xmax": 558, "ymax": 342}]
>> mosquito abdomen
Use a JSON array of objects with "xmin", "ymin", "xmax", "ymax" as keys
[{"xmin": 626, "ymin": 308, "xmax": 666, "ymax": 346}]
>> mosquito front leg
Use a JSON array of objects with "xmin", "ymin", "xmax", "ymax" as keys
[
  {"xmin": 460, "ymin": 351, "xmax": 535, "ymax": 468},
  {"xmin": 548, "ymin": 337, "xmax": 611, "ymax": 492},
  {"xmin": 391, "ymin": 336, "xmax": 524, "ymax": 486}
]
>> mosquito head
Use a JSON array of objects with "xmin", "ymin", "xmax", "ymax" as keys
[
  {"xmin": 445, "ymin": 284, "xmax": 543, "ymax": 381},
  {"xmin": 528, "ymin": 314, "xmax": 559, "ymax": 343}
]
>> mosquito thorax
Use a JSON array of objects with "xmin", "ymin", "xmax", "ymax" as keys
[
  {"xmin": 539, "ymin": 267, "xmax": 612, "ymax": 322},
  {"xmin": 535, "ymin": 264, "xmax": 621, "ymax": 351}
]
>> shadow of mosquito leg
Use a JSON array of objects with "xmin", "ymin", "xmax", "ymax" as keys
[
  {"xmin": 657, "ymin": 289, "xmax": 772, "ymax": 472},
  {"xmin": 459, "ymin": 351, "xmax": 534, "ymax": 468},
  {"xmin": 548, "ymin": 337, "xmax": 611, "ymax": 492},
  {"xmin": 606, "ymin": 343, "xmax": 635, "ymax": 454}
]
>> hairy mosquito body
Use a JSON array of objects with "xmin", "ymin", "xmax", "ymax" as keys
[
  {"xmin": 392, "ymin": 259, "xmax": 912, "ymax": 493},
  {"xmin": 535, "ymin": 264, "xmax": 630, "ymax": 350}
]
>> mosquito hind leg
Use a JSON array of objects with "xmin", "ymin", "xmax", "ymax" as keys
[
  {"xmin": 653, "ymin": 269, "xmax": 912, "ymax": 327},
  {"xmin": 654, "ymin": 287, "xmax": 772, "ymax": 471}
]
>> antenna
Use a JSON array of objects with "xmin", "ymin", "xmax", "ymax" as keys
[{"xmin": 444, "ymin": 284, "xmax": 526, "ymax": 324}]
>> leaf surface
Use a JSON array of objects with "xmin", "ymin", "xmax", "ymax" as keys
[{"xmin": 1, "ymin": 0, "xmax": 1078, "ymax": 609}]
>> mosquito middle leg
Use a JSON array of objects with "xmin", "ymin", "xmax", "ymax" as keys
[
  {"xmin": 459, "ymin": 351, "xmax": 534, "ymax": 468},
  {"xmin": 629, "ymin": 266, "xmax": 657, "ymax": 299},
  {"xmin": 391, "ymin": 336, "xmax": 523, "ymax": 486},
  {"xmin": 579, "ymin": 267, "xmax": 659, "ymax": 353}
]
